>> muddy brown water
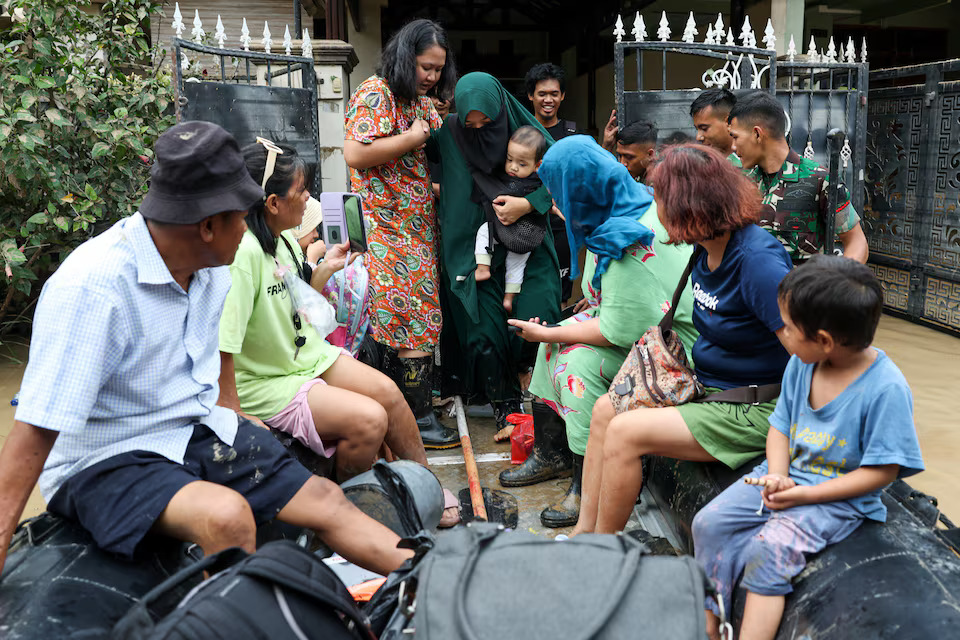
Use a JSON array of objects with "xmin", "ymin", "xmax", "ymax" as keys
[{"xmin": 1, "ymin": 314, "xmax": 958, "ymax": 524}]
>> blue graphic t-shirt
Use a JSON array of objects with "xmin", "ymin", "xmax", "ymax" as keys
[
  {"xmin": 690, "ymin": 225, "xmax": 792, "ymax": 389},
  {"xmin": 768, "ymin": 351, "xmax": 925, "ymax": 522}
]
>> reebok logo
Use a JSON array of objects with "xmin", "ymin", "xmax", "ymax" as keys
[{"xmin": 692, "ymin": 282, "xmax": 719, "ymax": 311}]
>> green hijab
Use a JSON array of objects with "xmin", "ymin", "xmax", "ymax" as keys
[{"xmin": 453, "ymin": 72, "xmax": 555, "ymax": 170}]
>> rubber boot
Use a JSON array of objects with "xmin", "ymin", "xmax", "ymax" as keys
[
  {"xmin": 540, "ymin": 453, "xmax": 583, "ymax": 528},
  {"xmin": 499, "ymin": 401, "xmax": 573, "ymax": 487},
  {"xmin": 397, "ymin": 355, "xmax": 460, "ymax": 449}
]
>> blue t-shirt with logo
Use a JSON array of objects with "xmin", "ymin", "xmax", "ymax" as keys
[
  {"xmin": 767, "ymin": 351, "xmax": 924, "ymax": 521},
  {"xmin": 690, "ymin": 225, "xmax": 791, "ymax": 389}
]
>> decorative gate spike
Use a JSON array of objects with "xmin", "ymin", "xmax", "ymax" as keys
[
  {"xmin": 262, "ymin": 21, "xmax": 272, "ymax": 54},
  {"xmin": 682, "ymin": 12, "xmax": 697, "ymax": 43},
  {"xmin": 845, "ymin": 37, "xmax": 856, "ymax": 63},
  {"xmin": 762, "ymin": 18, "xmax": 776, "ymax": 50},
  {"xmin": 613, "ymin": 14, "xmax": 625, "ymax": 43},
  {"xmin": 739, "ymin": 16, "xmax": 755, "ymax": 48},
  {"xmin": 283, "ymin": 25, "xmax": 292, "ymax": 55},
  {"xmin": 807, "ymin": 35, "xmax": 818, "ymax": 61},
  {"xmin": 826, "ymin": 36, "xmax": 837, "ymax": 62},
  {"xmin": 171, "ymin": 3, "xmax": 184, "ymax": 38},
  {"xmin": 191, "ymin": 10, "xmax": 204, "ymax": 45},
  {"xmin": 715, "ymin": 13, "xmax": 724, "ymax": 36},
  {"xmin": 705, "ymin": 24, "xmax": 715, "ymax": 45},
  {"xmin": 240, "ymin": 18, "xmax": 251, "ymax": 51},
  {"xmin": 861, "ymin": 37, "xmax": 868, "ymax": 64},
  {"xmin": 632, "ymin": 13, "xmax": 646, "ymax": 42},
  {"xmin": 726, "ymin": 27, "xmax": 735, "ymax": 46},
  {"xmin": 301, "ymin": 28, "xmax": 312, "ymax": 57},
  {"xmin": 180, "ymin": 50, "xmax": 189, "ymax": 72},
  {"xmin": 787, "ymin": 35, "xmax": 796, "ymax": 62},
  {"xmin": 214, "ymin": 15, "xmax": 226, "ymax": 49},
  {"xmin": 657, "ymin": 11, "xmax": 670, "ymax": 42}
]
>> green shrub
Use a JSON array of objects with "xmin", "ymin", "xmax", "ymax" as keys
[{"xmin": 0, "ymin": 0, "xmax": 174, "ymax": 341}]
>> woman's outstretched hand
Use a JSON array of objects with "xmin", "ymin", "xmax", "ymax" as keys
[
  {"xmin": 492, "ymin": 195, "xmax": 534, "ymax": 225},
  {"xmin": 322, "ymin": 240, "xmax": 360, "ymax": 273},
  {"xmin": 508, "ymin": 317, "xmax": 553, "ymax": 342}
]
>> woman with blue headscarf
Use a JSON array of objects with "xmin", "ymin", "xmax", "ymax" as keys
[{"xmin": 507, "ymin": 135, "xmax": 698, "ymax": 527}]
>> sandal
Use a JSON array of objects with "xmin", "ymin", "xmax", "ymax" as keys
[{"xmin": 438, "ymin": 488, "xmax": 461, "ymax": 528}]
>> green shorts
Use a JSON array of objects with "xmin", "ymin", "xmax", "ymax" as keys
[{"xmin": 676, "ymin": 387, "xmax": 777, "ymax": 468}]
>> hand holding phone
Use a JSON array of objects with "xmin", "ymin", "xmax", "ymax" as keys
[{"xmin": 321, "ymin": 192, "xmax": 368, "ymax": 253}]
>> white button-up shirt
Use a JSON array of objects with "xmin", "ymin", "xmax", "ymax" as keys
[{"xmin": 16, "ymin": 213, "xmax": 238, "ymax": 499}]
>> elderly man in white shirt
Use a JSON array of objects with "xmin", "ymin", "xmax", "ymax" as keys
[{"xmin": 0, "ymin": 121, "xmax": 411, "ymax": 577}]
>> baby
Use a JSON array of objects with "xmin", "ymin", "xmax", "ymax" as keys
[{"xmin": 474, "ymin": 125, "xmax": 549, "ymax": 312}]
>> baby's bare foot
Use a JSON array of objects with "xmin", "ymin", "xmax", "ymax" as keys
[
  {"xmin": 475, "ymin": 264, "xmax": 491, "ymax": 282},
  {"xmin": 503, "ymin": 292, "xmax": 516, "ymax": 312}
]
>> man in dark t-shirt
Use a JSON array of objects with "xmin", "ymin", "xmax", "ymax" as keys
[{"xmin": 525, "ymin": 62, "xmax": 577, "ymax": 300}]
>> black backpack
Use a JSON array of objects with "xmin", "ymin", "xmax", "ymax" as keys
[{"xmin": 112, "ymin": 540, "xmax": 374, "ymax": 640}]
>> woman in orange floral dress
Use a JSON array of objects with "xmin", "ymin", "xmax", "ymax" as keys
[{"xmin": 344, "ymin": 19, "xmax": 459, "ymax": 448}]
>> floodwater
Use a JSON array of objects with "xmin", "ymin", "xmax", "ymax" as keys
[{"xmin": 0, "ymin": 314, "xmax": 958, "ymax": 523}]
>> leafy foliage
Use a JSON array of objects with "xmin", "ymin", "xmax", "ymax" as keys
[{"xmin": 0, "ymin": 0, "xmax": 174, "ymax": 335}]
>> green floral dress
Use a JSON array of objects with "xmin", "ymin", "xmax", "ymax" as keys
[
  {"xmin": 528, "ymin": 208, "xmax": 698, "ymax": 456},
  {"xmin": 345, "ymin": 76, "xmax": 444, "ymax": 349}
]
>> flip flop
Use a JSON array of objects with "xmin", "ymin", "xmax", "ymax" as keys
[
  {"xmin": 438, "ymin": 488, "xmax": 461, "ymax": 528},
  {"xmin": 493, "ymin": 423, "xmax": 515, "ymax": 443}
]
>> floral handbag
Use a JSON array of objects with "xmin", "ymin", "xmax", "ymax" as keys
[{"xmin": 608, "ymin": 249, "xmax": 704, "ymax": 414}]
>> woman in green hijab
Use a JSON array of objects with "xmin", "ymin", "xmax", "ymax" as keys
[{"xmin": 432, "ymin": 72, "xmax": 562, "ymax": 432}]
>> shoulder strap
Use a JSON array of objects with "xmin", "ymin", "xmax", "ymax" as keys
[
  {"xmin": 278, "ymin": 234, "xmax": 310, "ymax": 282},
  {"xmin": 659, "ymin": 247, "xmax": 700, "ymax": 332},
  {"xmin": 563, "ymin": 120, "xmax": 577, "ymax": 134}
]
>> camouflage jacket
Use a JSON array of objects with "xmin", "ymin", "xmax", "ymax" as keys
[{"xmin": 744, "ymin": 150, "xmax": 859, "ymax": 261}]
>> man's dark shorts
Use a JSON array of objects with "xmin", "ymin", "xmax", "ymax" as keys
[{"xmin": 48, "ymin": 420, "xmax": 313, "ymax": 558}]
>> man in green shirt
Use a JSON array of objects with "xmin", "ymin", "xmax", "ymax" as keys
[
  {"xmin": 690, "ymin": 87, "xmax": 742, "ymax": 167},
  {"xmin": 728, "ymin": 91, "xmax": 869, "ymax": 263}
]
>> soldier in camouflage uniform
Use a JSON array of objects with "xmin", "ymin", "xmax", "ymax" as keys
[
  {"xmin": 728, "ymin": 91, "xmax": 869, "ymax": 264},
  {"xmin": 690, "ymin": 88, "xmax": 742, "ymax": 168}
]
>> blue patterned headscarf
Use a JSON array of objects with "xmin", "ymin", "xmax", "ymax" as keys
[{"xmin": 538, "ymin": 135, "xmax": 655, "ymax": 290}]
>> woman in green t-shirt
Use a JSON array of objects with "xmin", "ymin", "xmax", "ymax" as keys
[
  {"xmin": 217, "ymin": 141, "xmax": 452, "ymax": 517},
  {"xmin": 506, "ymin": 136, "xmax": 697, "ymax": 527}
]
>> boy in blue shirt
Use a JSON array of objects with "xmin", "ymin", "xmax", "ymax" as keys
[{"xmin": 693, "ymin": 255, "xmax": 924, "ymax": 640}]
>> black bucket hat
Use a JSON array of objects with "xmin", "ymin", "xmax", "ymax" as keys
[{"xmin": 140, "ymin": 121, "xmax": 264, "ymax": 224}]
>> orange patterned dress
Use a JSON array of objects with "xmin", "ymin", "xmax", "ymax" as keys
[{"xmin": 345, "ymin": 76, "xmax": 444, "ymax": 350}]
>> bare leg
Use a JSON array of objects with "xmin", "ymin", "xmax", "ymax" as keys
[
  {"xmin": 277, "ymin": 476, "xmax": 412, "ymax": 576},
  {"xmin": 475, "ymin": 263, "xmax": 491, "ymax": 282},
  {"xmin": 571, "ymin": 395, "xmax": 616, "ymax": 535},
  {"xmin": 153, "ymin": 481, "xmax": 258, "ymax": 555},
  {"xmin": 503, "ymin": 291, "xmax": 516, "ymax": 312},
  {"xmin": 321, "ymin": 354, "xmax": 427, "ymax": 465},
  {"xmin": 322, "ymin": 354, "xmax": 458, "ymax": 525},
  {"xmin": 307, "ymin": 383, "xmax": 388, "ymax": 481},
  {"xmin": 705, "ymin": 610, "xmax": 721, "ymax": 640},
  {"xmin": 740, "ymin": 593, "xmax": 785, "ymax": 640},
  {"xmin": 595, "ymin": 406, "xmax": 715, "ymax": 534}
]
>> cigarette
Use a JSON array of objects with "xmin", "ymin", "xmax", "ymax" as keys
[{"xmin": 744, "ymin": 477, "xmax": 768, "ymax": 486}]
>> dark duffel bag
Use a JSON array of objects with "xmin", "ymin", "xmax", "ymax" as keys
[
  {"xmin": 112, "ymin": 540, "xmax": 373, "ymax": 640},
  {"xmin": 372, "ymin": 522, "xmax": 727, "ymax": 639}
]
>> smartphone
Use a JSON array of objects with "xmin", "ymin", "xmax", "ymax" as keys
[{"xmin": 320, "ymin": 192, "xmax": 367, "ymax": 253}]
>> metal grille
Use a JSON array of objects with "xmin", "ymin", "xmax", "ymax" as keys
[
  {"xmin": 865, "ymin": 60, "xmax": 960, "ymax": 335},
  {"xmin": 172, "ymin": 37, "xmax": 322, "ymax": 195}
]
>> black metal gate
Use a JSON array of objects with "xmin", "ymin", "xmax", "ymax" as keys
[
  {"xmin": 172, "ymin": 38, "xmax": 321, "ymax": 195},
  {"xmin": 865, "ymin": 60, "xmax": 960, "ymax": 335},
  {"xmin": 612, "ymin": 14, "xmax": 868, "ymax": 214}
]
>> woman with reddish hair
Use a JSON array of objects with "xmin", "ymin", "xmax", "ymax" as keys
[{"xmin": 573, "ymin": 143, "xmax": 793, "ymax": 536}]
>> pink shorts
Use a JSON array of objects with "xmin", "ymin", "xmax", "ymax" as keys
[{"xmin": 266, "ymin": 378, "xmax": 337, "ymax": 458}]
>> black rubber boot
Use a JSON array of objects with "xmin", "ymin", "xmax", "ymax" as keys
[
  {"xmin": 396, "ymin": 355, "xmax": 460, "ymax": 449},
  {"xmin": 540, "ymin": 453, "xmax": 583, "ymax": 528},
  {"xmin": 499, "ymin": 401, "xmax": 573, "ymax": 487}
]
